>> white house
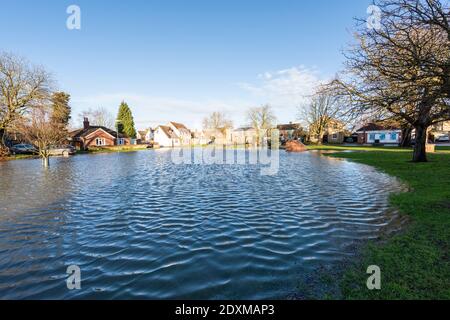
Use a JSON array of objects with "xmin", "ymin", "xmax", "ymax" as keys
[
  {"xmin": 137, "ymin": 128, "xmax": 154, "ymax": 143},
  {"xmin": 168, "ymin": 122, "xmax": 192, "ymax": 146},
  {"xmin": 154, "ymin": 125, "xmax": 181, "ymax": 148},
  {"xmin": 145, "ymin": 129, "xmax": 154, "ymax": 142},
  {"xmin": 230, "ymin": 127, "xmax": 260, "ymax": 145},
  {"xmin": 356, "ymin": 123, "xmax": 402, "ymax": 145},
  {"xmin": 192, "ymin": 130, "xmax": 209, "ymax": 145}
]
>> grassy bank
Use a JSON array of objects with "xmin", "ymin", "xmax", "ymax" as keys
[
  {"xmin": 78, "ymin": 145, "xmax": 150, "ymax": 154},
  {"xmin": 0, "ymin": 154, "xmax": 37, "ymax": 161},
  {"xmin": 1, "ymin": 145, "xmax": 151, "ymax": 160},
  {"xmin": 311, "ymin": 145, "xmax": 450, "ymax": 299},
  {"xmin": 307, "ymin": 144, "xmax": 450, "ymax": 154}
]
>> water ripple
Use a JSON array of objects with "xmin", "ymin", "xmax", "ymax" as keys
[{"xmin": 0, "ymin": 150, "xmax": 404, "ymax": 299}]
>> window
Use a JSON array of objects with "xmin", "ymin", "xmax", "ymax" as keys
[
  {"xmin": 96, "ymin": 138, "xmax": 106, "ymax": 146},
  {"xmin": 369, "ymin": 133, "xmax": 376, "ymax": 141},
  {"xmin": 379, "ymin": 133, "xmax": 386, "ymax": 141},
  {"xmin": 390, "ymin": 132, "xmax": 398, "ymax": 141},
  {"xmin": 117, "ymin": 138, "xmax": 125, "ymax": 145},
  {"xmin": 332, "ymin": 133, "xmax": 338, "ymax": 140}
]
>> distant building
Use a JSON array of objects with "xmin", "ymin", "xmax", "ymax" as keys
[
  {"xmin": 309, "ymin": 119, "xmax": 346, "ymax": 144},
  {"xmin": 153, "ymin": 125, "xmax": 181, "ymax": 148},
  {"xmin": 191, "ymin": 130, "xmax": 209, "ymax": 145},
  {"xmin": 202, "ymin": 128, "xmax": 232, "ymax": 145},
  {"xmin": 324, "ymin": 120, "xmax": 347, "ymax": 144},
  {"xmin": 137, "ymin": 128, "xmax": 154, "ymax": 144},
  {"xmin": 230, "ymin": 127, "xmax": 260, "ymax": 146},
  {"xmin": 277, "ymin": 123, "xmax": 304, "ymax": 142},
  {"xmin": 69, "ymin": 118, "xmax": 130, "ymax": 150},
  {"xmin": 356, "ymin": 123, "xmax": 402, "ymax": 145},
  {"xmin": 168, "ymin": 122, "xmax": 192, "ymax": 146},
  {"xmin": 431, "ymin": 121, "xmax": 450, "ymax": 141}
]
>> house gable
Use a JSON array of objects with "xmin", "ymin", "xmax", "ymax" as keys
[{"xmin": 85, "ymin": 128, "xmax": 117, "ymax": 140}]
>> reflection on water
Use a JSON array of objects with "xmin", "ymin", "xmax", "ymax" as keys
[{"xmin": 0, "ymin": 150, "xmax": 403, "ymax": 299}]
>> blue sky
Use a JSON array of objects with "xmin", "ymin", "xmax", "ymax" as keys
[{"xmin": 0, "ymin": 0, "xmax": 372, "ymax": 129}]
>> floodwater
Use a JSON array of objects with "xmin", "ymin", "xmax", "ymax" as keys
[{"xmin": 0, "ymin": 149, "xmax": 403, "ymax": 299}]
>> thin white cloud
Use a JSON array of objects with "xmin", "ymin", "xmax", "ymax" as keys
[
  {"xmin": 239, "ymin": 66, "xmax": 326, "ymax": 107},
  {"xmin": 237, "ymin": 66, "xmax": 329, "ymax": 124},
  {"xmin": 71, "ymin": 66, "xmax": 327, "ymax": 130}
]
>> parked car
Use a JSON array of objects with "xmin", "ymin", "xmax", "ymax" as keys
[
  {"xmin": 11, "ymin": 144, "xmax": 38, "ymax": 155},
  {"xmin": 48, "ymin": 145, "xmax": 76, "ymax": 156},
  {"xmin": 436, "ymin": 135, "xmax": 450, "ymax": 143}
]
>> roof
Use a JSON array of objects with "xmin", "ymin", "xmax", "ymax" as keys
[
  {"xmin": 158, "ymin": 125, "xmax": 179, "ymax": 139},
  {"xmin": 203, "ymin": 128, "xmax": 227, "ymax": 138},
  {"xmin": 70, "ymin": 126, "xmax": 127, "ymax": 139},
  {"xmin": 356, "ymin": 123, "xmax": 401, "ymax": 132},
  {"xmin": 277, "ymin": 123, "xmax": 302, "ymax": 131},
  {"xmin": 169, "ymin": 122, "xmax": 189, "ymax": 131},
  {"xmin": 234, "ymin": 127, "xmax": 255, "ymax": 132}
]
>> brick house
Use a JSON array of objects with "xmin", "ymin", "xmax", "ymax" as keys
[
  {"xmin": 69, "ymin": 118, "xmax": 131, "ymax": 150},
  {"xmin": 356, "ymin": 123, "xmax": 402, "ymax": 145}
]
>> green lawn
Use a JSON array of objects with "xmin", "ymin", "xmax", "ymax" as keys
[
  {"xmin": 312, "ymin": 145, "xmax": 450, "ymax": 299},
  {"xmin": 0, "ymin": 154, "xmax": 37, "ymax": 161},
  {"xmin": 79, "ymin": 145, "xmax": 150, "ymax": 154},
  {"xmin": 307, "ymin": 144, "xmax": 450, "ymax": 154}
]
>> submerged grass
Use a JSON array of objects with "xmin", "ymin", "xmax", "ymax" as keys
[{"xmin": 312, "ymin": 146, "xmax": 450, "ymax": 299}]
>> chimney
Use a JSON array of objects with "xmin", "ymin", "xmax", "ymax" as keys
[{"xmin": 83, "ymin": 117, "xmax": 90, "ymax": 130}]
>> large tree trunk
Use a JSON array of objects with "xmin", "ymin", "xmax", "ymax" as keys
[{"xmin": 413, "ymin": 125, "xmax": 428, "ymax": 162}]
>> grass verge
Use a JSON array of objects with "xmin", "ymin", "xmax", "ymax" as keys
[
  {"xmin": 312, "ymin": 146, "xmax": 450, "ymax": 299},
  {"xmin": 0, "ymin": 154, "xmax": 37, "ymax": 161},
  {"xmin": 79, "ymin": 145, "xmax": 150, "ymax": 154}
]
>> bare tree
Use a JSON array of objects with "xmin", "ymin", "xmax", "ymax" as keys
[
  {"xmin": 247, "ymin": 105, "xmax": 277, "ymax": 130},
  {"xmin": 299, "ymin": 92, "xmax": 341, "ymax": 145},
  {"xmin": 79, "ymin": 107, "xmax": 115, "ymax": 129},
  {"xmin": 0, "ymin": 52, "xmax": 52, "ymax": 156},
  {"xmin": 202, "ymin": 111, "xmax": 233, "ymax": 130},
  {"xmin": 17, "ymin": 105, "xmax": 69, "ymax": 167},
  {"xmin": 246, "ymin": 105, "xmax": 277, "ymax": 146},
  {"xmin": 331, "ymin": 0, "xmax": 449, "ymax": 162}
]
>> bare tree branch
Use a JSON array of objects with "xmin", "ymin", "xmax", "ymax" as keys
[{"xmin": 330, "ymin": 0, "xmax": 449, "ymax": 162}]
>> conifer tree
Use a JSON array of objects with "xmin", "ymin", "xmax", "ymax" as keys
[
  {"xmin": 116, "ymin": 101, "xmax": 136, "ymax": 138},
  {"xmin": 51, "ymin": 92, "xmax": 71, "ymax": 126}
]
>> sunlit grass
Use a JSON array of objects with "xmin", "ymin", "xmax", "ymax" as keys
[{"xmin": 322, "ymin": 149, "xmax": 450, "ymax": 299}]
